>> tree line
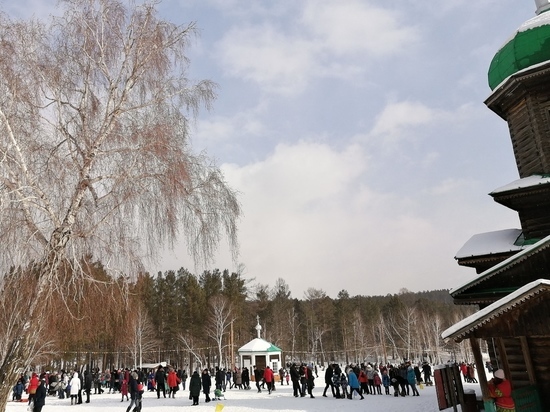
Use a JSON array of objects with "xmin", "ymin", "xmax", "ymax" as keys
[{"xmin": 25, "ymin": 261, "xmax": 477, "ymax": 372}]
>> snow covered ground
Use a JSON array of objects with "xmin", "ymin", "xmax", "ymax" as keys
[{"xmin": 6, "ymin": 372, "xmax": 481, "ymax": 412}]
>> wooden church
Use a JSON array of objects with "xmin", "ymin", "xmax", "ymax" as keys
[{"xmin": 443, "ymin": 1, "xmax": 550, "ymax": 411}]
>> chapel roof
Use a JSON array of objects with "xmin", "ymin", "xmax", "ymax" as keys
[{"xmin": 488, "ymin": 7, "xmax": 550, "ymax": 90}]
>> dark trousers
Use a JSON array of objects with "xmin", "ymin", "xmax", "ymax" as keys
[
  {"xmin": 323, "ymin": 382, "xmax": 335, "ymax": 396},
  {"xmin": 157, "ymin": 383, "xmax": 166, "ymax": 398},
  {"xmin": 292, "ymin": 379, "xmax": 301, "ymax": 396}
]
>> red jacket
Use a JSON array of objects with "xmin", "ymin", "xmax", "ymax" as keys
[
  {"xmin": 263, "ymin": 367, "xmax": 274, "ymax": 383},
  {"xmin": 27, "ymin": 374, "xmax": 39, "ymax": 395},
  {"xmin": 488, "ymin": 379, "xmax": 515, "ymax": 409},
  {"xmin": 167, "ymin": 370, "xmax": 179, "ymax": 388}
]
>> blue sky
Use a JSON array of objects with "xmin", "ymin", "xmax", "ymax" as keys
[{"xmin": 3, "ymin": 0, "xmax": 537, "ymax": 298}]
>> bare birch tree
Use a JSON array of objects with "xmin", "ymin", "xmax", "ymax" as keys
[
  {"xmin": 127, "ymin": 306, "xmax": 160, "ymax": 368},
  {"xmin": 177, "ymin": 334, "xmax": 207, "ymax": 371},
  {"xmin": 205, "ymin": 295, "xmax": 235, "ymax": 368},
  {"xmin": 0, "ymin": 0, "xmax": 240, "ymax": 407}
]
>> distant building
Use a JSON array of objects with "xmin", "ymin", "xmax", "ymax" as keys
[{"xmin": 238, "ymin": 316, "xmax": 282, "ymax": 379}]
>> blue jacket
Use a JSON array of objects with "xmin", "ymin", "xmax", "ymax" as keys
[
  {"xmin": 347, "ymin": 371, "xmax": 359, "ymax": 389},
  {"xmin": 407, "ymin": 366, "xmax": 416, "ymax": 385}
]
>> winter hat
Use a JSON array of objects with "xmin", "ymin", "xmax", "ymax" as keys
[{"xmin": 494, "ymin": 369, "xmax": 505, "ymax": 379}]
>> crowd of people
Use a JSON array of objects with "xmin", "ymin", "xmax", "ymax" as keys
[
  {"xmin": 14, "ymin": 367, "xmax": 146, "ymax": 411},
  {"xmin": 15, "ymin": 361, "xmax": 431, "ymax": 408},
  {"xmin": 317, "ymin": 361, "xmax": 432, "ymax": 400},
  {"xmin": 17, "ymin": 358, "xmax": 518, "ymax": 410}
]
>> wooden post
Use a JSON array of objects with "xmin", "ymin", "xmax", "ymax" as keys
[
  {"xmin": 519, "ymin": 336, "xmax": 536, "ymax": 385},
  {"xmin": 470, "ymin": 337, "xmax": 490, "ymax": 399}
]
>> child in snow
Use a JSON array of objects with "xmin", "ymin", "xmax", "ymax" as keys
[
  {"xmin": 121, "ymin": 378, "xmax": 129, "ymax": 401},
  {"xmin": 382, "ymin": 369, "xmax": 391, "ymax": 395},
  {"xmin": 340, "ymin": 373, "xmax": 349, "ymax": 399},
  {"xmin": 12, "ymin": 380, "xmax": 24, "ymax": 401}
]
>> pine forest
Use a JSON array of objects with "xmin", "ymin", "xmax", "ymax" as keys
[{"xmin": 14, "ymin": 259, "xmax": 478, "ymax": 372}]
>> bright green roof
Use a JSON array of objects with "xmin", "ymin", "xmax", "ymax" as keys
[{"xmin": 488, "ymin": 11, "xmax": 550, "ymax": 90}]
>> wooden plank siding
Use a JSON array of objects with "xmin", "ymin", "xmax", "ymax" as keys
[
  {"xmin": 488, "ymin": 336, "xmax": 550, "ymax": 409},
  {"xmin": 487, "ymin": 71, "xmax": 550, "ymax": 179},
  {"xmin": 491, "ymin": 184, "xmax": 550, "ymax": 240}
]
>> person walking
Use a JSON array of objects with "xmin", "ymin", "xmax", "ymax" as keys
[
  {"xmin": 33, "ymin": 378, "xmax": 48, "ymax": 412},
  {"xmin": 253, "ymin": 365, "xmax": 263, "ymax": 393},
  {"xmin": 422, "ymin": 362, "xmax": 432, "ymax": 386},
  {"xmin": 322, "ymin": 364, "xmax": 335, "ymax": 397},
  {"xmin": 347, "ymin": 368, "xmax": 364, "ymax": 400},
  {"xmin": 290, "ymin": 363, "xmax": 301, "ymax": 397},
  {"xmin": 407, "ymin": 362, "xmax": 420, "ymax": 396},
  {"xmin": 215, "ymin": 367, "xmax": 225, "ymax": 391},
  {"xmin": 263, "ymin": 365, "xmax": 274, "ymax": 394},
  {"xmin": 84, "ymin": 370, "xmax": 93, "ymax": 403},
  {"xmin": 69, "ymin": 371, "xmax": 81, "ymax": 405},
  {"xmin": 278, "ymin": 368, "xmax": 285, "ymax": 386},
  {"xmin": 155, "ymin": 365, "xmax": 167, "ymax": 399},
  {"xmin": 126, "ymin": 372, "xmax": 143, "ymax": 412},
  {"xmin": 27, "ymin": 372, "xmax": 39, "ymax": 406},
  {"xmin": 202, "ymin": 369, "xmax": 212, "ymax": 403},
  {"xmin": 242, "ymin": 367, "xmax": 250, "ymax": 389},
  {"xmin": 121, "ymin": 377, "xmax": 129, "ymax": 402},
  {"xmin": 189, "ymin": 370, "xmax": 202, "ymax": 406},
  {"xmin": 167, "ymin": 368, "xmax": 179, "ymax": 398},
  {"xmin": 305, "ymin": 364, "xmax": 315, "ymax": 398},
  {"xmin": 234, "ymin": 368, "xmax": 243, "ymax": 389}
]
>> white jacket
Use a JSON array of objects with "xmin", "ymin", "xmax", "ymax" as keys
[{"xmin": 69, "ymin": 372, "xmax": 81, "ymax": 396}]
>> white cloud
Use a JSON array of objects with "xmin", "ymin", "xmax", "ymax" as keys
[
  {"xmin": 300, "ymin": 0, "xmax": 420, "ymax": 57},
  {"xmin": 192, "ymin": 109, "xmax": 266, "ymax": 148},
  {"xmin": 214, "ymin": 0, "xmax": 420, "ymax": 95},
  {"xmin": 369, "ymin": 101, "xmax": 437, "ymax": 143},
  {"xmin": 426, "ymin": 178, "xmax": 471, "ymax": 195},
  {"xmin": 223, "ymin": 141, "xmax": 367, "ymax": 210},
  {"xmin": 216, "ymin": 25, "xmax": 315, "ymax": 96}
]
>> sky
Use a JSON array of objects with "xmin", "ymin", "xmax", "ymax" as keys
[
  {"xmin": 1, "ymin": 0, "xmax": 539, "ymax": 298},
  {"xmin": 5, "ymin": 370, "xmax": 482, "ymax": 412}
]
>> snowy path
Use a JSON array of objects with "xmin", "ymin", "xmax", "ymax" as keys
[{"xmin": 7, "ymin": 374, "xmax": 480, "ymax": 412}]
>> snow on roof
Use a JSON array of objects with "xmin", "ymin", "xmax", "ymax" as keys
[
  {"xmin": 454, "ymin": 228, "xmax": 523, "ymax": 259},
  {"xmin": 496, "ymin": 11, "xmax": 550, "ymax": 51},
  {"xmin": 442, "ymin": 278, "xmax": 550, "ymax": 341},
  {"xmin": 451, "ymin": 234, "xmax": 550, "ymax": 296},
  {"xmin": 490, "ymin": 174, "xmax": 550, "ymax": 194},
  {"xmin": 238, "ymin": 338, "xmax": 282, "ymax": 353}
]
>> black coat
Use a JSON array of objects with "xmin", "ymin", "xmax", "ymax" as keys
[
  {"xmin": 325, "ymin": 365, "xmax": 334, "ymax": 384},
  {"xmin": 128, "ymin": 375, "xmax": 139, "ymax": 400},
  {"xmin": 290, "ymin": 364, "xmax": 300, "ymax": 382},
  {"xmin": 155, "ymin": 368, "xmax": 166, "ymax": 384},
  {"xmin": 84, "ymin": 371, "xmax": 93, "ymax": 391},
  {"xmin": 202, "ymin": 372, "xmax": 212, "ymax": 394},
  {"xmin": 34, "ymin": 382, "xmax": 47, "ymax": 408},
  {"xmin": 189, "ymin": 372, "xmax": 201, "ymax": 397}
]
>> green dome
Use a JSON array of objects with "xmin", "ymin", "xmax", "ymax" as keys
[{"xmin": 488, "ymin": 12, "xmax": 550, "ymax": 90}]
